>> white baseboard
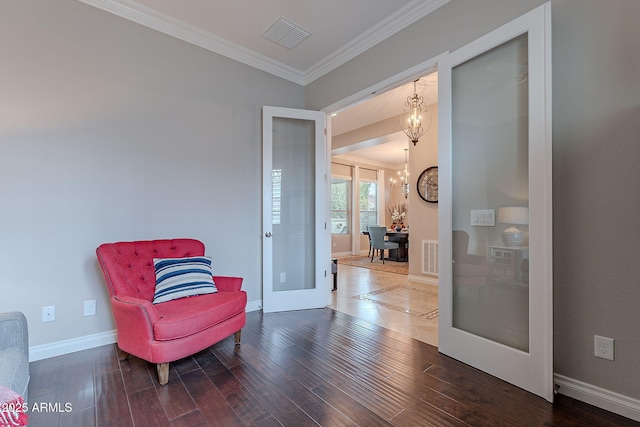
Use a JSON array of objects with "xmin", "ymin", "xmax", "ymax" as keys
[
  {"xmin": 29, "ymin": 329, "xmax": 117, "ymax": 362},
  {"xmin": 554, "ymin": 374, "xmax": 640, "ymax": 422},
  {"xmin": 331, "ymin": 251, "xmax": 353, "ymax": 257},
  {"xmin": 408, "ymin": 274, "xmax": 439, "ymax": 286},
  {"xmin": 246, "ymin": 299, "xmax": 262, "ymax": 312},
  {"xmin": 29, "ymin": 301, "xmax": 264, "ymax": 362}
]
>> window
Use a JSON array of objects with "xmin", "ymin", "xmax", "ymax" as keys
[
  {"xmin": 271, "ymin": 169, "xmax": 282, "ymax": 224},
  {"xmin": 330, "ymin": 177, "xmax": 351, "ymax": 234},
  {"xmin": 359, "ymin": 181, "xmax": 378, "ymax": 232}
]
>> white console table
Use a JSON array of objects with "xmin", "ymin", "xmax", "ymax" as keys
[{"xmin": 489, "ymin": 245, "xmax": 529, "ymax": 282}]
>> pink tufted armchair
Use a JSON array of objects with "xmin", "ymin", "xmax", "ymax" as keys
[
  {"xmin": 96, "ymin": 238, "xmax": 246, "ymax": 385},
  {"xmin": 452, "ymin": 230, "xmax": 489, "ymax": 287}
]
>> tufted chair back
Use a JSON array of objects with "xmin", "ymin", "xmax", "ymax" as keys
[
  {"xmin": 96, "ymin": 239, "xmax": 205, "ymax": 302},
  {"xmin": 452, "ymin": 230, "xmax": 471, "ymax": 263}
]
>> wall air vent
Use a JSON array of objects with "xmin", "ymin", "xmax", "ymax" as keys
[
  {"xmin": 263, "ymin": 17, "xmax": 311, "ymax": 50},
  {"xmin": 422, "ymin": 240, "xmax": 439, "ymax": 276}
]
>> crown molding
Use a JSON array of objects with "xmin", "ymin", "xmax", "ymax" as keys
[
  {"xmin": 78, "ymin": 0, "xmax": 448, "ymax": 87},
  {"xmin": 303, "ymin": 0, "xmax": 450, "ymax": 85},
  {"xmin": 77, "ymin": 0, "xmax": 306, "ymax": 85}
]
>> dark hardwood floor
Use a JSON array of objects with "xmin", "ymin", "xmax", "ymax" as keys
[{"xmin": 27, "ymin": 309, "xmax": 638, "ymax": 427}]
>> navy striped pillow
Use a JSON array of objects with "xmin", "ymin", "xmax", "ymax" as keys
[{"xmin": 152, "ymin": 256, "xmax": 217, "ymax": 304}]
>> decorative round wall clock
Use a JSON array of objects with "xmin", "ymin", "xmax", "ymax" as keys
[{"xmin": 417, "ymin": 166, "xmax": 438, "ymax": 203}]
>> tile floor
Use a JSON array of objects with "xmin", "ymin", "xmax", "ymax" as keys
[{"xmin": 328, "ymin": 263, "xmax": 439, "ymax": 347}]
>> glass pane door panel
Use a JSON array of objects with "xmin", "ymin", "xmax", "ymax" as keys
[
  {"xmin": 272, "ymin": 117, "xmax": 316, "ymax": 292},
  {"xmin": 451, "ymin": 34, "xmax": 529, "ymax": 352}
]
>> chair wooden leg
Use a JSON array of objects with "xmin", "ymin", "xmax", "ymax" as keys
[
  {"xmin": 117, "ymin": 347, "xmax": 129, "ymax": 361},
  {"xmin": 157, "ymin": 363, "xmax": 169, "ymax": 385},
  {"xmin": 234, "ymin": 330, "xmax": 242, "ymax": 346}
]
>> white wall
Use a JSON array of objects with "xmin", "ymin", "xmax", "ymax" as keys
[
  {"xmin": 0, "ymin": 0, "xmax": 304, "ymax": 347},
  {"xmin": 407, "ymin": 104, "xmax": 438, "ymax": 277},
  {"xmin": 330, "ymin": 107, "xmax": 439, "ymax": 278}
]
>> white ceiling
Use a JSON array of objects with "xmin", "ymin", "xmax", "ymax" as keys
[
  {"xmin": 79, "ymin": 0, "xmax": 449, "ymax": 85},
  {"xmin": 331, "ymin": 73, "xmax": 438, "ymax": 136}
]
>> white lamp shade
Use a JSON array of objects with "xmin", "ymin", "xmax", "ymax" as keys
[{"xmin": 497, "ymin": 207, "xmax": 529, "ymax": 225}]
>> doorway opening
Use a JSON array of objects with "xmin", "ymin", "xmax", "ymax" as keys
[{"xmin": 326, "ymin": 69, "xmax": 440, "ymax": 347}]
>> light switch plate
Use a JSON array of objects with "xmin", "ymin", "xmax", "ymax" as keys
[{"xmin": 471, "ymin": 209, "xmax": 496, "ymax": 226}]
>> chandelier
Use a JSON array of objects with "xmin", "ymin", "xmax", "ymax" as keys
[
  {"xmin": 389, "ymin": 148, "xmax": 410, "ymax": 199},
  {"xmin": 401, "ymin": 148, "xmax": 409, "ymax": 198},
  {"xmin": 401, "ymin": 80, "xmax": 431, "ymax": 146}
]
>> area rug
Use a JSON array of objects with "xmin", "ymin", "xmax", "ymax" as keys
[{"xmin": 337, "ymin": 255, "xmax": 408, "ymax": 275}]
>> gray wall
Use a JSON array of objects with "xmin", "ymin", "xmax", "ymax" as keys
[
  {"xmin": 552, "ymin": 0, "xmax": 640, "ymax": 399},
  {"xmin": 308, "ymin": 0, "xmax": 640, "ymax": 401},
  {"xmin": 0, "ymin": 0, "xmax": 304, "ymax": 346},
  {"xmin": 305, "ymin": 0, "xmax": 548, "ymax": 111}
]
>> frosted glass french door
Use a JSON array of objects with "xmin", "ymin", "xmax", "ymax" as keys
[
  {"xmin": 438, "ymin": 4, "xmax": 553, "ymax": 401},
  {"xmin": 262, "ymin": 106, "xmax": 331, "ymax": 313}
]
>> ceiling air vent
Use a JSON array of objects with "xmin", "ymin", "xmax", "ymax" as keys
[{"xmin": 263, "ymin": 17, "xmax": 310, "ymax": 50}]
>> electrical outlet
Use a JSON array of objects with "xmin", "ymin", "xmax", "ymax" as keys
[
  {"xmin": 42, "ymin": 306, "xmax": 55, "ymax": 322},
  {"xmin": 84, "ymin": 300, "xmax": 97, "ymax": 316},
  {"xmin": 594, "ymin": 335, "xmax": 614, "ymax": 361}
]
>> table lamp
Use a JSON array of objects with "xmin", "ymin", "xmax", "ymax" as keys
[{"xmin": 497, "ymin": 206, "xmax": 529, "ymax": 246}]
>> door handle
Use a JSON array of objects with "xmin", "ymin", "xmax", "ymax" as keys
[{"xmin": 265, "ymin": 232, "xmax": 272, "ymax": 237}]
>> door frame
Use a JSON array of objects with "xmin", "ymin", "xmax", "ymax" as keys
[{"xmin": 321, "ymin": 1, "xmax": 552, "ymax": 403}]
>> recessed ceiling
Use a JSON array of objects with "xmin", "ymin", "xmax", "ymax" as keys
[
  {"xmin": 331, "ymin": 72, "xmax": 438, "ymax": 165},
  {"xmin": 79, "ymin": 0, "xmax": 450, "ymax": 85},
  {"xmin": 331, "ymin": 73, "xmax": 438, "ymax": 136}
]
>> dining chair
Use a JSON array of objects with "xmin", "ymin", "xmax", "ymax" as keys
[
  {"xmin": 368, "ymin": 226, "xmax": 399, "ymax": 264},
  {"xmin": 364, "ymin": 226, "xmax": 378, "ymax": 258}
]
